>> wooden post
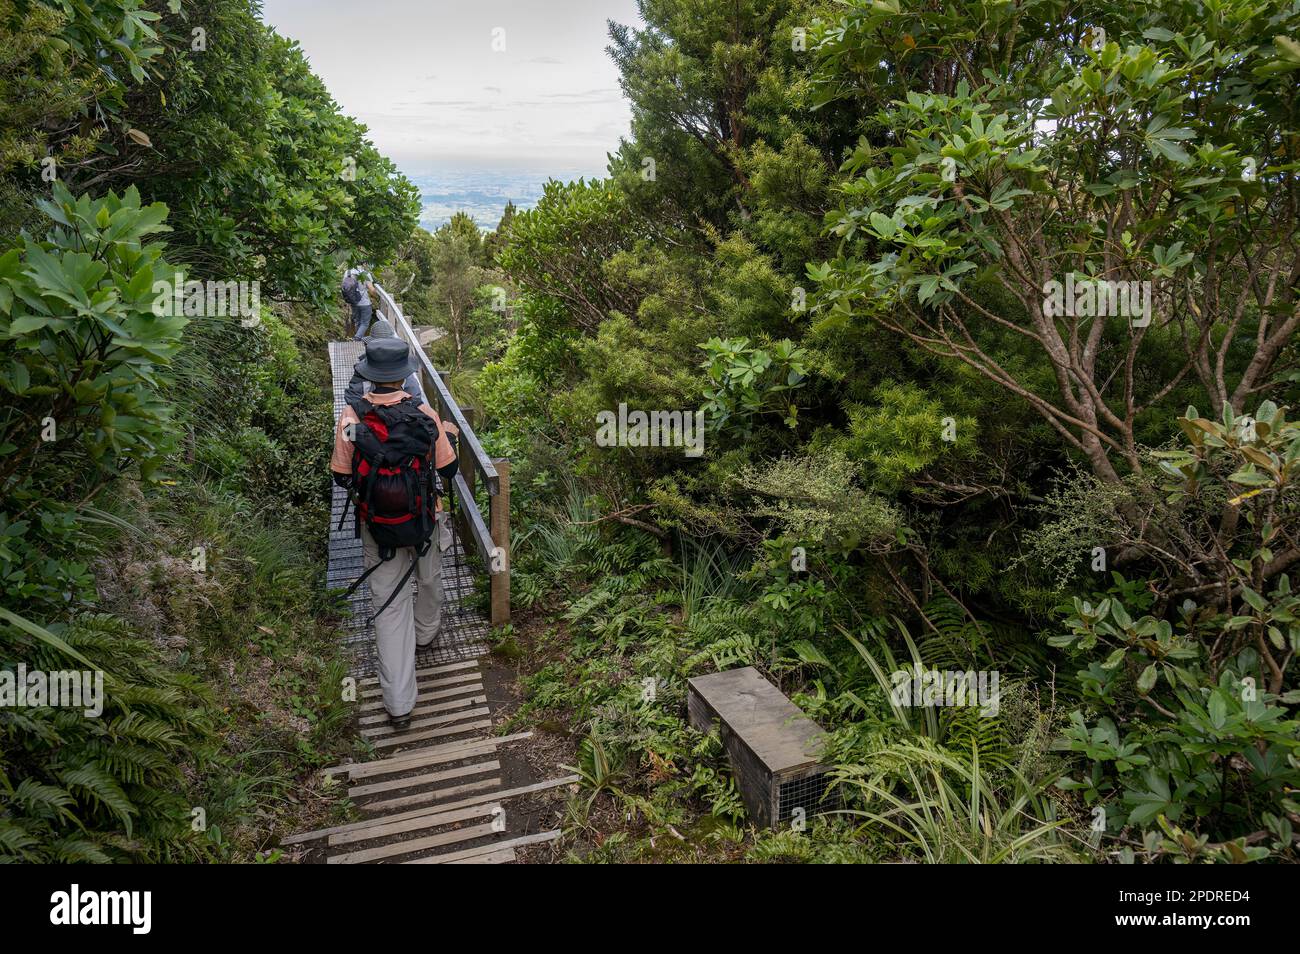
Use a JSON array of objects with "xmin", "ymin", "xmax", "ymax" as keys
[{"xmin": 489, "ymin": 457, "xmax": 510, "ymax": 627}]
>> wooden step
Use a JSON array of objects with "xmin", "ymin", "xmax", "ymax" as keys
[
  {"xmin": 358, "ymin": 660, "xmax": 478, "ymax": 687},
  {"xmin": 319, "ymin": 732, "xmax": 531, "ymax": 782},
  {"xmin": 327, "ymin": 821, "xmax": 498, "ymax": 864},
  {"xmin": 404, "ymin": 829, "xmax": 562, "ymax": 864},
  {"xmin": 358, "ymin": 681, "xmax": 483, "ymax": 714},
  {"xmin": 361, "ymin": 706, "xmax": 490, "ymax": 739},
  {"xmin": 361, "ymin": 776, "xmax": 501, "ymax": 813},
  {"xmin": 285, "ymin": 770, "xmax": 571, "ymax": 846},
  {"xmin": 348, "ymin": 759, "xmax": 499, "ymax": 799},
  {"xmin": 357, "ymin": 694, "xmax": 485, "ymax": 726},
  {"xmin": 447, "ymin": 847, "xmax": 515, "ymax": 864},
  {"xmin": 368, "ymin": 718, "xmax": 492, "ymax": 751},
  {"xmin": 360, "ymin": 671, "xmax": 479, "ymax": 700},
  {"xmin": 330, "ymin": 803, "xmax": 498, "ymax": 848}
]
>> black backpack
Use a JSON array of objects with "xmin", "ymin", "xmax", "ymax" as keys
[
  {"xmin": 339, "ymin": 397, "xmax": 441, "ymax": 623},
  {"xmin": 341, "ymin": 272, "xmax": 363, "ymax": 306}
]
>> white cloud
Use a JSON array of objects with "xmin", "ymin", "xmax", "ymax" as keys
[{"xmin": 259, "ymin": 0, "xmax": 640, "ymax": 173}]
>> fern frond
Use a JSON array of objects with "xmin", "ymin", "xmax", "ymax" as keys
[{"xmin": 58, "ymin": 763, "xmax": 138, "ymax": 835}]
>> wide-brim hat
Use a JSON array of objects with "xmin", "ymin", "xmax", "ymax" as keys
[
  {"xmin": 368, "ymin": 315, "xmax": 396, "ymax": 339},
  {"xmin": 355, "ymin": 337, "xmax": 418, "ymax": 383}
]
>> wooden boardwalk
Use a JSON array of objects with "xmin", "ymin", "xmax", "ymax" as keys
[
  {"xmin": 283, "ymin": 339, "xmax": 572, "ymax": 864},
  {"xmin": 284, "ymin": 656, "xmax": 575, "ymax": 864},
  {"xmin": 326, "ymin": 339, "xmax": 490, "ymax": 673}
]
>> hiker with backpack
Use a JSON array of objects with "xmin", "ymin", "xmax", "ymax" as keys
[
  {"xmin": 342, "ymin": 314, "xmax": 427, "ymax": 407},
  {"xmin": 331, "ymin": 338, "xmax": 458, "ymax": 728},
  {"xmin": 341, "ymin": 265, "xmax": 376, "ymax": 340}
]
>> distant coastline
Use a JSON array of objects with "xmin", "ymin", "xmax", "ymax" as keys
[{"xmin": 407, "ymin": 166, "xmax": 606, "ymax": 231}]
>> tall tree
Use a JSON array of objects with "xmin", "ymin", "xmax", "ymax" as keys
[
  {"xmin": 812, "ymin": 0, "xmax": 1300, "ymax": 485},
  {"xmin": 429, "ymin": 224, "xmax": 487, "ymax": 368}
]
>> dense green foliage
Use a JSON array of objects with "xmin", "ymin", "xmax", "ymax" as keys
[
  {"xmin": 466, "ymin": 0, "xmax": 1300, "ymax": 862},
  {"xmin": 1, "ymin": 0, "xmax": 414, "ymax": 861},
  {"xmin": 3, "ymin": 0, "xmax": 1297, "ymax": 865}
]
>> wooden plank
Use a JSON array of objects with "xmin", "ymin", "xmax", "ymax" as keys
[
  {"xmin": 320, "ymin": 731, "xmax": 531, "ymax": 783},
  {"xmin": 348, "ymin": 759, "xmax": 499, "ymax": 799},
  {"xmin": 489, "ymin": 458, "xmax": 510, "ymax": 626},
  {"xmin": 369, "ymin": 719, "xmax": 492, "ymax": 750},
  {"xmin": 360, "ymin": 706, "xmax": 490, "ymax": 739},
  {"xmin": 326, "ymin": 821, "xmax": 497, "ymax": 865},
  {"xmin": 357, "ymin": 694, "xmax": 484, "ymax": 726},
  {"xmin": 319, "ymin": 736, "xmax": 491, "ymax": 780},
  {"xmin": 362, "ymin": 776, "xmax": 500, "ymax": 814},
  {"xmin": 404, "ymin": 829, "xmax": 561, "ymax": 864},
  {"xmin": 358, "ymin": 660, "xmax": 478, "ymax": 687},
  {"xmin": 285, "ymin": 771, "xmax": 572, "ymax": 845},
  {"xmin": 328, "ymin": 743, "xmax": 496, "ymax": 789},
  {"xmin": 329, "ymin": 803, "xmax": 496, "ymax": 847},
  {"xmin": 364, "ymin": 774, "xmax": 575, "ymax": 822},
  {"xmin": 360, "ymin": 671, "xmax": 480, "ymax": 700},
  {"xmin": 358, "ymin": 681, "xmax": 482, "ymax": 713},
  {"xmin": 447, "ymin": 847, "xmax": 514, "ymax": 864}
]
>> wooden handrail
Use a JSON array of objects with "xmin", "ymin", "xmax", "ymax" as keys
[
  {"xmin": 368, "ymin": 281, "xmax": 511, "ymax": 626},
  {"xmin": 452, "ymin": 471, "xmax": 494, "ymax": 566}
]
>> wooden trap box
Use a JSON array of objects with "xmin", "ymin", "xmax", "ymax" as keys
[{"xmin": 687, "ymin": 666, "xmax": 832, "ymax": 829}]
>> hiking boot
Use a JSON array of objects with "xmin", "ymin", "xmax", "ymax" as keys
[{"xmin": 389, "ymin": 711, "xmax": 412, "ymax": 731}]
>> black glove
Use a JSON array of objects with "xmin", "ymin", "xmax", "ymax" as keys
[{"xmin": 437, "ymin": 457, "xmax": 458, "ymax": 485}]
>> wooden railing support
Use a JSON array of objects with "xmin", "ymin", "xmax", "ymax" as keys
[
  {"xmin": 459, "ymin": 407, "xmax": 477, "ymax": 500},
  {"xmin": 489, "ymin": 458, "xmax": 510, "ymax": 627},
  {"xmin": 452, "ymin": 405, "xmax": 478, "ymax": 572}
]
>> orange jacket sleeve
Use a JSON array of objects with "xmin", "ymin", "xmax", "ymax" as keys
[
  {"xmin": 331, "ymin": 407, "xmax": 359, "ymax": 474},
  {"xmin": 421, "ymin": 404, "xmax": 456, "ymax": 470}
]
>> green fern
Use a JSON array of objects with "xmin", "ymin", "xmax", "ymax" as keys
[
  {"xmin": 685, "ymin": 631, "xmax": 758, "ymax": 672},
  {"xmin": 0, "ymin": 819, "xmax": 40, "ymax": 858},
  {"xmin": 0, "ymin": 612, "xmax": 211, "ymax": 862},
  {"xmin": 9, "ymin": 778, "xmax": 75, "ymax": 818},
  {"xmin": 47, "ymin": 837, "xmax": 113, "ymax": 865},
  {"xmin": 58, "ymin": 764, "xmax": 138, "ymax": 835}
]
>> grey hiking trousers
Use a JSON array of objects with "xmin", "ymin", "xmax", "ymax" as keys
[{"xmin": 361, "ymin": 514, "xmax": 449, "ymax": 718}]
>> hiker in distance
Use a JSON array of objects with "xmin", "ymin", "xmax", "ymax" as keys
[
  {"xmin": 343, "ymin": 313, "xmax": 427, "ymax": 406},
  {"xmin": 341, "ymin": 264, "xmax": 376, "ymax": 340},
  {"xmin": 332, "ymin": 338, "xmax": 458, "ymax": 729}
]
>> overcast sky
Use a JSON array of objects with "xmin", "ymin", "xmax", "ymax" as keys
[{"xmin": 258, "ymin": 0, "xmax": 641, "ymax": 174}]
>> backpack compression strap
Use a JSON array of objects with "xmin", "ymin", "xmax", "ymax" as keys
[
  {"xmin": 338, "ymin": 539, "xmax": 433, "ymax": 626},
  {"xmin": 340, "ymin": 545, "xmax": 393, "ymax": 599},
  {"xmin": 364, "ymin": 539, "xmax": 432, "ymax": 626}
]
